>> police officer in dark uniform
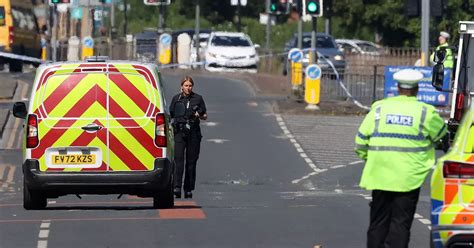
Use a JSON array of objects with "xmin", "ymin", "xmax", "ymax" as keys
[{"xmin": 170, "ymin": 76, "xmax": 207, "ymax": 199}]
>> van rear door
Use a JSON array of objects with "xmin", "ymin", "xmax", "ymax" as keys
[
  {"xmin": 31, "ymin": 65, "xmax": 109, "ymax": 172},
  {"xmin": 106, "ymin": 64, "xmax": 163, "ymax": 172}
]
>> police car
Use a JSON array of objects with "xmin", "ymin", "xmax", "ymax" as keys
[
  {"xmin": 430, "ymin": 21, "xmax": 474, "ymax": 247},
  {"xmin": 12, "ymin": 57, "xmax": 175, "ymax": 210}
]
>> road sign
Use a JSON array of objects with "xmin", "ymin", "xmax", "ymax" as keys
[
  {"xmin": 288, "ymin": 48, "xmax": 303, "ymax": 63},
  {"xmin": 306, "ymin": 64, "xmax": 322, "ymax": 80},
  {"xmin": 291, "ymin": 62, "xmax": 303, "ymax": 86},
  {"xmin": 83, "ymin": 36, "xmax": 94, "ymax": 48},
  {"xmin": 160, "ymin": 33, "xmax": 172, "ymax": 46},
  {"xmin": 71, "ymin": 7, "xmax": 83, "ymax": 19},
  {"xmin": 82, "ymin": 36, "xmax": 94, "ymax": 59},
  {"xmin": 305, "ymin": 64, "xmax": 321, "ymax": 105},
  {"xmin": 159, "ymin": 33, "xmax": 172, "ymax": 64}
]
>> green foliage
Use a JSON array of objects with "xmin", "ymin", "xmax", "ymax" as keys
[{"xmin": 116, "ymin": 0, "xmax": 474, "ymax": 49}]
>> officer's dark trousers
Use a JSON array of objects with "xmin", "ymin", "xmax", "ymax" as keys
[
  {"xmin": 367, "ymin": 188, "xmax": 420, "ymax": 248},
  {"xmin": 174, "ymin": 131, "xmax": 201, "ymax": 192}
]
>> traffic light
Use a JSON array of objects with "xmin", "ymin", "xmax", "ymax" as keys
[
  {"xmin": 306, "ymin": 0, "xmax": 323, "ymax": 17},
  {"xmin": 143, "ymin": 0, "xmax": 171, "ymax": 5},
  {"xmin": 270, "ymin": 0, "xmax": 278, "ymax": 14},
  {"xmin": 269, "ymin": 0, "xmax": 289, "ymax": 15},
  {"xmin": 277, "ymin": 0, "xmax": 290, "ymax": 15},
  {"xmin": 48, "ymin": 0, "xmax": 71, "ymax": 5}
]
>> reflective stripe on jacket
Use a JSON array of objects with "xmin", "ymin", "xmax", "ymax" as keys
[{"xmin": 355, "ymin": 95, "xmax": 447, "ymax": 192}]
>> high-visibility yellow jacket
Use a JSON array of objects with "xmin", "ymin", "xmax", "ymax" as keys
[
  {"xmin": 430, "ymin": 42, "xmax": 454, "ymax": 69},
  {"xmin": 355, "ymin": 95, "xmax": 447, "ymax": 192}
]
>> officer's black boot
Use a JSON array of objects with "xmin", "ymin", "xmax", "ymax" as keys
[
  {"xmin": 174, "ymin": 188, "xmax": 181, "ymax": 199},
  {"xmin": 184, "ymin": 191, "xmax": 192, "ymax": 199}
]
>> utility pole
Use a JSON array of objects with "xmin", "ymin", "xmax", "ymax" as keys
[
  {"xmin": 51, "ymin": 6, "xmax": 57, "ymax": 62},
  {"xmin": 311, "ymin": 16, "xmax": 317, "ymax": 63},
  {"xmin": 297, "ymin": 18, "xmax": 302, "ymax": 49},
  {"xmin": 237, "ymin": 0, "xmax": 241, "ymax": 32},
  {"xmin": 421, "ymin": 0, "xmax": 430, "ymax": 66},
  {"xmin": 123, "ymin": 0, "xmax": 128, "ymax": 35},
  {"xmin": 195, "ymin": 0, "xmax": 200, "ymax": 65},
  {"xmin": 158, "ymin": 3, "xmax": 164, "ymax": 33},
  {"xmin": 265, "ymin": 0, "xmax": 271, "ymax": 52}
]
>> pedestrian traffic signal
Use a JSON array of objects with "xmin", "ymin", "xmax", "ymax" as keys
[
  {"xmin": 306, "ymin": 0, "xmax": 323, "ymax": 17},
  {"xmin": 270, "ymin": 0, "xmax": 278, "ymax": 14},
  {"xmin": 48, "ymin": 0, "xmax": 71, "ymax": 5},
  {"xmin": 143, "ymin": 0, "xmax": 171, "ymax": 5}
]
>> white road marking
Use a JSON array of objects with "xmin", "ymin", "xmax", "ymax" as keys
[
  {"xmin": 40, "ymin": 223, "xmax": 51, "ymax": 229},
  {"xmin": 331, "ymin": 165, "xmax": 347, "ymax": 169},
  {"xmin": 38, "ymin": 230, "xmax": 49, "ymax": 239},
  {"xmin": 206, "ymin": 139, "xmax": 230, "ymax": 144},
  {"xmin": 414, "ymin": 213, "xmax": 423, "ymax": 219},
  {"xmin": 201, "ymin": 122, "xmax": 219, "ymax": 127},
  {"xmin": 349, "ymin": 160, "xmax": 364, "ymax": 165},
  {"xmin": 419, "ymin": 219, "xmax": 431, "ymax": 225},
  {"xmin": 37, "ymin": 240, "xmax": 48, "ymax": 248},
  {"xmin": 37, "ymin": 220, "xmax": 51, "ymax": 248}
]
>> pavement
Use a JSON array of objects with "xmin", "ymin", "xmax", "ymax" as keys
[{"xmin": 0, "ymin": 73, "xmax": 19, "ymax": 139}]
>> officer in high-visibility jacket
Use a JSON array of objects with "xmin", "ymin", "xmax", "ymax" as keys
[
  {"xmin": 430, "ymin": 31, "xmax": 454, "ymax": 69},
  {"xmin": 355, "ymin": 69, "xmax": 447, "ymax": 248}
]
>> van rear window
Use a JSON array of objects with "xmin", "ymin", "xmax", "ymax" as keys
[{"xmin": 0, "ymin": 7, "xmax": 5, "ymax": 26}]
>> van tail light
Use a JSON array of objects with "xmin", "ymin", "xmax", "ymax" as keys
[
  {"xmin": 443, "ymin": 161, "xmax": 474, "ymax": 178},
  {"xmin": 154, "ymin": 113, "xmax": 167, "ymax": 147},
  {"xmin": 26, "ymin": 114, "xmax": 39, "ymax": 148},
  {"xmin": 8, "ymin": 26, "xmax": 13, "ymax": 45},
  {"xmin": 454, "ymin": 93, "xmax": 465, "ymax": 122}
]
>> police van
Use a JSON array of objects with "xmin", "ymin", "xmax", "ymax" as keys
[{"xmin": 12, "ymin": 57, "xmax": 175, "ymax": 210}]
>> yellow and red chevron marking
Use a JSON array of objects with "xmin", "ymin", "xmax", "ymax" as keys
[{"xmin": 31, "ymin": 63, "xmax": 163, "ymax": 172}]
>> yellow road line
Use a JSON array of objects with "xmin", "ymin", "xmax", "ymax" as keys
[
  {"xmin": 6, "ymin": 118, "xmax": 20, "ymax": 149},
  {"xmin": 0, "ymin": 164, "xmax": 6, "ymax": 181}
]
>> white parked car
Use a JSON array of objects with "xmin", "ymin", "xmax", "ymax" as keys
[{"xmin": 204, "ymin": 32, "xmax": 259, "ymax": 73}]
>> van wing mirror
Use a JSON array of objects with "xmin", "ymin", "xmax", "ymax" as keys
[
  {"xmin": 12, "ymin": 102, "xmax": 27, "ymax": 119},
  {"xmin": 432, "ymin": 64, "xmax": 445, "ymax": 91},
  {"xmin": 174, "ymin": 101, "xmax": 186, "ymax": 118}
]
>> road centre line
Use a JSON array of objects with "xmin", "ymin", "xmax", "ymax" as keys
[
  {"xmin": 37, "ymin": 240, "xmax": 47, "ymax": 248},
  {"xmin": 37, "ymin": 220, "xmax": 50, "ymax": 248}
]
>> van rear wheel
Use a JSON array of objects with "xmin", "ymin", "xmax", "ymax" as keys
[
  {"xmin": 23, "ymin": 181, "xmax": 47, "ymax": 210},
  {"xmin": 153, "ymin": 176, "xmax": 174, "ymax": 209}
]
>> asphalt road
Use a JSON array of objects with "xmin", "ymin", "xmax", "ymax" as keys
[{"xmin": 0, "ymin": 71, "xmax": 433, "ymax": 247}]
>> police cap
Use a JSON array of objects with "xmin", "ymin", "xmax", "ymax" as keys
[
  {"xmin": 394, "ymin": 69, "xmax": 424, "ymax": 89},
  {"xmin": 440, "ymin": 31, "xmax": 450, "ymax": 39}
]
